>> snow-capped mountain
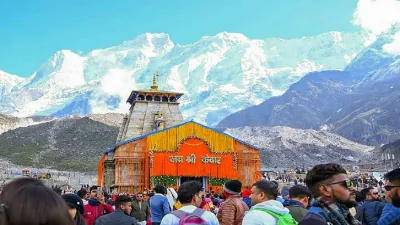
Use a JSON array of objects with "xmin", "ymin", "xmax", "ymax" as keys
[
  {"xmin": 0, "ymin": 32, "xmax": 368, "ymax": 125},
  {"xmin": 218, "ymin": 26, "xmax": 400, "ymax": 145},
  {"xmin": 0, "ymin": 70, "xmax": 25, "ymax": 98}
]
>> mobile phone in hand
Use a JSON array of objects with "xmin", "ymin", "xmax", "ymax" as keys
[{"xmin": 97, "ymin": 187, "xmax": 103, "ymax": 198}]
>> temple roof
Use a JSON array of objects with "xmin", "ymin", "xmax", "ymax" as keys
[
  {"xmin": 104, "ymin": 120, "xmax": 261, "ymax": 153},
  {"xmin": 126, "ymin": 72, "xmax": 184, "ymax": 104}
]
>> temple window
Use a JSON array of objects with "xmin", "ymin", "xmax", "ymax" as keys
[
  {"xmin": 146, "ymin": 95, "xmax": 153, "ymax": 101},
  {"xmin": 162, "ymin": 96, "xmax": 169, "ymax": 102},
  {"xmin": 154, "ymin": 95, "xmax": 161, "ymax": 102}
]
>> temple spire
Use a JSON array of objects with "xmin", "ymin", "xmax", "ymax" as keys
[{"xmin": 150, "ymin": 72, "xmax": 159, "ymax": 90}]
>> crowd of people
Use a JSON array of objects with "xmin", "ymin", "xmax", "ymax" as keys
[{"xmin": 2, "ymin": 163, "xmax": 400, "ymax": 225}]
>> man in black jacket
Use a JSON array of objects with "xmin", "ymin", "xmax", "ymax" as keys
[
  {"xmin": 299, "ymin": 163, "xmax": 359, "ymax": 225},
  {"xmin": 95, "ymin": 195, "xmax": 138, "ymax": 225}
]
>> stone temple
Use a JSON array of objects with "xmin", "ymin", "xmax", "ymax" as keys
[
  {"xmin": 116, "ymin": 72, "xmax": 184, "ymax": 141},
  {"xmin": 99, "ymin": 72, "xmax": 260, "ymax": 193}
]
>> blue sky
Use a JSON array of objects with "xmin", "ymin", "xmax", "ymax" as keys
[{"xmin": 0, "ymin": 0, "xmax": 359, "ymax": 77}]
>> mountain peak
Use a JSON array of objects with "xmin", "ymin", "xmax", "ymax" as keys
[
  {"xmin": 122, "ymin": 33, "xmax": 173, "ymax": 47},
  {"xmin": 215, "ymin": 32, "xmax": 248, "ymax": 41},
  {"xmin": 0, "ymin": 31, "xmax": 368, "ymax": 125},
  {"xmin": 0, "ymin": 70, "xmax": 24, "ymax": 83},
  {"xmin": 0, "ymin": 70, "xmax": 25, "ymax": 97},
  {"xmin": 200, "ymin": 32, "xmax": 249, "ymax": 44}
]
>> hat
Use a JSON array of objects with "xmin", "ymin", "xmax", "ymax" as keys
[
  {"xmin": 223, "ymin": 180, "xmax": 242, "ymax": 195},
  {"xmin": 62, "ymin": 193, "xmax": 84, "ymax": 215},
  {"xmin": 242, "ymin": 190, "xmax": 251, "ymax": 198}
]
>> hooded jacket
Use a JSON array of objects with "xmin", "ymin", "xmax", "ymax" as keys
[{"xmin": 242, "ymin": 200, "xmax": 291, "ymax": 225}]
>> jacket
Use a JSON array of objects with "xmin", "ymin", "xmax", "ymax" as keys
[
  {"xmin": 242, "ymin": 200, "xmax": 291, "ymax": 225},
  {"xmin": 217, "ymin": 195, "xmax": 249, "ymax": 225},
  {"xmin": 356, "ymin": 200, "xmax": 385, "ymax": 225},
  {"xmin": 150, "ymin": 194, "xmax": 171, "ymax": 223},
  {"xmin": 94, "ymin": 209, "xmax": 138, "ymax": 225},
  {"xmin": 283, "ymin": 200, "xmax": 308, "ymax": 222},
  {"xmin": 243, "ymin": 197, "xmax": 252, "ymax": 209},
  {"xmin": 378, "ymin": 203, "xmax": 400, "ymax": 225},
  {"xmin": 131, "ymin": 200, "xmax": 150, "ymax": 222},
  {"xmin": 83, "ymin": 199, "xmax": 114, "ymax": 225},
  {"xmin": 299, "ymin": 205, "xmax": 357, "ymax": 225}
]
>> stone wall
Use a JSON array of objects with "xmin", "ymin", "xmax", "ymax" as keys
[{"xmin": 121, "ymin": 102, "xmax": 184, "ymax": 141}]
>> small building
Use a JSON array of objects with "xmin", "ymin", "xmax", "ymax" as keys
[{"xmin": 98, "ymin": 73, "xmax": 261, "ymax": 193}]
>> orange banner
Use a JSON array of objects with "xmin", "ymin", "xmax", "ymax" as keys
[{"xmin": 151, "ymin": 138, "xmax": 237, "ymax": 178}]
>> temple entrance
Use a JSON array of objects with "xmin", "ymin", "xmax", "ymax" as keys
[{"xmin": 179, "ymin": 176, "xmax": 206, "ymax": 189}]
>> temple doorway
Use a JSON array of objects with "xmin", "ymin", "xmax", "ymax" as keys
[{"xmin": 179, "ymin": 176, "xmax": 206, "ymax": 189}]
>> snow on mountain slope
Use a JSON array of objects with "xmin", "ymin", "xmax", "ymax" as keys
[
  {"xmin": 0, "ymin": 70, "xmax": 25, "ymax": 97},
  {"xmin": 0, "ymin": 32, "xmax": 368, "ymax": 125}
]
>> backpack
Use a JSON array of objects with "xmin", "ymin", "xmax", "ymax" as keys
[
  {"xmin": 252, "ymin": 208, "xmax": 298, "ymax": 225},
  {"xmin": 170, "ymin": 208, "xmax": 208, "ymax": 225}
]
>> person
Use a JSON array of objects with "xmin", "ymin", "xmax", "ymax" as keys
[
  {"xmin": 62, "ymin": 193, "xmax": 86, "ymax": 225},
  {"xmin": 150, "ymin": 185, "xmax": 171, "ymax": 225},
  {"xmin": 53, "ymin": 186, "xmax": 63, "ymax": 195},
  {"xmin": 283, "ymin": 185, "xmax": 311, "ymax": 222},
  {"xmin": 83, "ymin": 186, "xmax": 114, "ymax": 225},
  {"xmin": 377, "ymin": 179, "xmax": 400, "ymax": 225},
  {"xmin": 217, "ymin": 180, "xmax": 249, "ymax": 225},
  {"xmin": 95, "ymin": 195, "xmax": 138, "ymax": 225},
  {"xmin": 0, "ymin": 177, "xmax": 74, "ymax": 225},
  {"xmin": 350, "ymin": 191, "xmax": 365, "ymax": 217},
  {"xmin": 272, "ymin": 181, "xmax": 285, "ymax": 203},
  {"xmin": 242, "ymin": 190, "xmax": 252, "ymax": 209},
  {"xmin": 202, "ymin": 197, "xmax": 215, "ymax": 213},
  {"xmin": 355, "ymin": 187, "xmax": 384, "ymax": 225},
  {"xmin": 77, "ymin": 189, "xmax": 89, "ymax": 205},
  {"xmin": 160, "ymin": 181, "xmax": 219, "ymax": 225},
  {"xmin": 299, "ymin": 163, "xmax": 359, "ymax": 225},
  {"xmin": 212, "ymin": 194, "xmax": 220, "ymax": 207},
  {"xmin": 131, "ymin": 192, "xmax": 150, "ymax": 225},
  {"xmin": 280, "ymin": 185, "xmax": 290, "ymax": 200},
  {"xmin": 242, "ymin": 180, "xmax": 296, "ymax": 225},
  {"xmin": 166, "ymin": 188, "xmax": 178, "ymax": 211},
  {"xmin": 384, "ymin": 168, "xmax": 400, "ymax": 207}
]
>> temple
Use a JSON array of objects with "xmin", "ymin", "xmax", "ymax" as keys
[
  {"xmin": 117, "ymin": 72, "xmax": 184, "ymax": 141},
  {"xmin": 98, "ymin": 72, "xmax": 261, "ymax": 194}
]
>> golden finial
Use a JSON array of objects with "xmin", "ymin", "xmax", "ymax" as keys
[{"xmin": 151, "ymin": 72, "xmax": 159, "ymax": 90}]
